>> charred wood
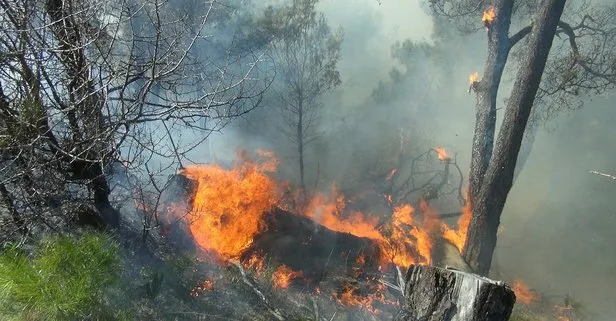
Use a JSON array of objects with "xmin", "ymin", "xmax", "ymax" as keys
[{"xmin": 242, "ymin": 207, "xmax": 382, "ymax": 285}]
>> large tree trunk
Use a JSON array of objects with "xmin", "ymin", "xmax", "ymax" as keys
[
  {"xmin": 469, "ymin": 0, "xmax": 514, "ymax": 209},
  {"xmin": 463, "ymin": 0, "xmax": 568, "ymax": 275},
  {"xmin": 395, "ymin": 265, "xmax": 516, "ymax": 321}
]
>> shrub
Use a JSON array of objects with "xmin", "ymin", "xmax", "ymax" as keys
[{"xmin": 0, "ymin": 231, "xmax": 121, "ymax": 320}]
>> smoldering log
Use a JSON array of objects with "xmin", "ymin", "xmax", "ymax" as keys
[
  {"xmin": 241, "ymin": 207, "xmax": 383, "ymax": 284},
  {"xmin": 395, "ymin": 265, "xmax": 515, "ymax": 321}
]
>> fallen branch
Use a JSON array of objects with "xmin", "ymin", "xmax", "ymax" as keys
[
  {"xmin": 231, "ymin": 261, "xmax": 286, "ymax": 321},
  {"xmin": 590, "ymin": 170, "xmax": 616, "ymax": 181}
]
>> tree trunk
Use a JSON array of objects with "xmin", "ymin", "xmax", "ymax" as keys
[
  {"xmin": 46, "ymin": 0, "xmax": 120, "ymax": 229},
  {"xmin": 463, "ymin": 0, "xmax": 568, "ymax": 275},
  {"xmin": 469, "ymin": 0, "xmax": 514, "ymax": 208},
  {"xmin": 395, "ymin": 265, "xmax": 516, "ymax": 321},
  {"xmin": 298, "ymin": 99, "xmax": 306, "ymax": 193}
]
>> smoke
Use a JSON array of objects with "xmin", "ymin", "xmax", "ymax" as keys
[{"xmin": 118, "ymin": 0, "xmax": 616, "ymax": 319}]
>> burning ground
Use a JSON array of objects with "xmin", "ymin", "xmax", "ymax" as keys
[
  {"xmin": 151, "ymin": 149, "xmax": 473, "ymax": 317},
  {"xmin": 109, "ymin": 148, "xmax": 592, "ymax": 321}
]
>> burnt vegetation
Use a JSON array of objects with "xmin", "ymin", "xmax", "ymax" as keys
[{"xmin": 0, "ymin": 0, "xmax": 615, "ymax": 320}]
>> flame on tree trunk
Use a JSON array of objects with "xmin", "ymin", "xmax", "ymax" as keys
[{"xmin": 464, "ymin": 0, "xmax": 568, "ymax": 275}]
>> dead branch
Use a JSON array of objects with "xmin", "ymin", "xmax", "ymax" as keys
[
  {"xmin": 231, "ymin": 261, "xmax": 286, "ymax": 321},
  {"xmin": 590, "ymin": 170, "xmax": 616, "ymax": 181}
]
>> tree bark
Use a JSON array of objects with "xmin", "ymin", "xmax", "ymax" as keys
[
  {"xmin": 469, "ymin": 0, "xmax": 514, "ymax": 208},
  {"xmin": 463, "ymin": 0, "xmax": 568, "ymax": 275},
  {"xmin": 46, "ymin": 0, "xmax": 120, "ymax": 228},
  {"xmin": 242, "ymin": 207, "xmax": 382, "ymax": 284},
  {"xmin": 395, "ymin": 265, "xmax": 515, "ymax": 321}
]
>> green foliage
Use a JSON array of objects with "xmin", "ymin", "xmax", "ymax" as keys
[
  {"xmin": 141, "ymin": 269, "xmax": 164, "ymax": 300},
  {"xmin": 0, "ymin": 232, "xmax": 121, "ymax": 320},
  {"xmin": 168, "ymin": 251, "xmax": 196, "ymax": 276}
]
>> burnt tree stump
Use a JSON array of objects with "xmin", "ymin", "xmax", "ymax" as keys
[
  {"xmin": 242, "ymin": 207, "xmax": 382, "ymax": 284},
  {"xmin": 159, "ymin": 174, "xmax": 384, "ymax": 287},
  {"xmin": 395, "ymin": 265, "xmax": 516, "ymax": 321}
]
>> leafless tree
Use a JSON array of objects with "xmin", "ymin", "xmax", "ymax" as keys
[
  {"xmin": 0, "ymin": 0, "xmax": 270, "ymax": 240},
  {"xmin": 263, "ymin": 0, "xmax": 342, "ymax": 195},
  {"xmin": 428, "ymin": 0, "xmax": 616, "ymax": 274}
]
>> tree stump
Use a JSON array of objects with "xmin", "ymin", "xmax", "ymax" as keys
[{"xmin": 395, "ymin": 265, "xmax": 515, "ymax": 321}]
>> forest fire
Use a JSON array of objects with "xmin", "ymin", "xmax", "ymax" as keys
[
  {"xmin": 181, "ymin": 152, "xmax": 278, "ymax": 260},
  {"xmin": 272, "ymin": 265, "xmax": 303, "ymax": 289},
  {"xmin": 176, "ymin": 149, "xmax": 471, "ymax": 314},
  {"xmin": 482, "ymin": 5, "xmax": 496, "ymax": 28},
  {"xmin": 468, "ymin": 72, "xmax": 480, "ymax": 93},
  {"xmin": 441, "ymin": 191, "xmax": 472, "ymax": 252},
  {"xmin": 469, "ymin": 72, "xmax": 479, "ymax": 85},
  {"xmin": 512, "ymin": 280, "xmax": 539, "ymax": 304},
  {"xmin": 433, "ymin": 147, "xmax": 451, "ymax": 161}
]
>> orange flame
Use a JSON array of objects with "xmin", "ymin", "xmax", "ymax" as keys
[
  {"xmin": 183, "ymin": 151, "xmax": 278, "ymax": 260},
  {"xmin": 190, "ymin": 279, "xmax": 215, "ymax": 297},
  {"xmin": 356, "ymin": 254, "xmax": 366, "ymax": 266},
  {"xmin": 433, "ymin": 147, "xmax": 451, "ymax": 161},
  {"xmin": 305, "ymin": 189, "xmax": 434, "ymax": 268},
  {"xmin": 272, "ymin": 265, "xmax": 303, "ymax": 289},
  {"xmin": 334, "ymin": 282, "xmax": 398, "ymax": 314},
  {"xmin": 469, "ymin": 72, "xmax": 479, "ymax": 85},
  {"xmin": 442, "ymin": 190, "xmax": 472, "ymax": 253},
  {"xmin": 512, "ymin": 280, "xmax": 538, "ymax": 304},
  {"xmin": 183, "ymin": 150, "xmax": 438, "ymax": 272},
  {"xmin": 482, "ymin": 6, "xmax": 496, "ymax": 26},
  {"xmin": 386, "ymin": 168, "xmax": 397, "ymax": 180},
  {"xmin": 244, "ymin": 252, "xmax": 266, "ymax": 273}
]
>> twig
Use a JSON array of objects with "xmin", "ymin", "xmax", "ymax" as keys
[
  {"xmin": 590, "ymin": 170, "xmax": 616, "ymax": 181},
  {"xmin": 231, "ymin": 261, "xmax": 286, "ymax": 321},
  {"xmin": 379, "ymin": 279, "xmax": 401, "ymax": 293},
  {"xmin": 396, "ymin": 265, "xmax": 406, "ymax": 294},
  {"xmin": 312, "ymin": 298, "xmax": 319, "ymax": 321}
]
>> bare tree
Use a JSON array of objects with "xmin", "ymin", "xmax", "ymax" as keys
[
  {"xmin": 261, "ymin": 0, "xmax": 342, "ymax": 194},
  {"xmin": 428, "ymin": 0, "xmax": 616, "ymax": 274},
  {"xmin": 0, "ymin": 0, "xmax": 269, "ymax": 239}
]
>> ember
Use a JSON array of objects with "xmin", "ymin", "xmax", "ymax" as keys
[
  {"xmin": 190, "ymin": 279, "xmax": 215, "ymax": 297},
  {"xmin": 333, "ymin": 282, "xmax": 396, "ymax": 315},
  {"xmin": 482, "ymin": 5, "xmax": 496, "ymax": 27},
  {"xmin": 433, "ymin": 147, "xmax": 450, "ymax": 161},
  {"xmin": 272, "ymin": 265, "xmax": 303, "ymax": 289},
  {"xmin": 512, "ymin": 279, "xmax": 538, "ymax": 304},
  {"xmin": 468, "ymin": 72, "xmax": 480, "ymax": 93}
]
